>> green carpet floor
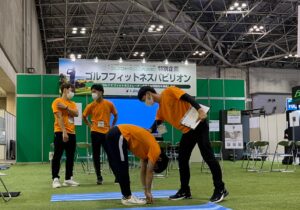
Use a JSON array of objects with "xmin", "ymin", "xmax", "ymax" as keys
[{"xmin": 1, "ymin": 161, "xmax": 300, "ymax": 210}]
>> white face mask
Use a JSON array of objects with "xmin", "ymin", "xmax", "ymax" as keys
[
  {"xmin": 145, "ymin": 95, "xmax": 154, "ymax": 106},
  {"xmin": 67, "ymin": 91, "xmax": 74, "ymax": 99},
  {"xmin": 92, "ymin": 93, "xmax": 99, "ymax": 100}
]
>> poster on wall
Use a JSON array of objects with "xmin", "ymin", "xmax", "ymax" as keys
[
  {"xmin": 227, "ymin": 110, "xmax": 241, "ymax": 124},
  {"xmin": 74, "ymin": 103, "xmax": 82, "ymax": 126},
  {"xmin": 209, "ymin": 120, "xmax": 220, "ymax": 132},
  {"xmin": 224, "ymin": 124, "xmax": 243, "ymax": 149},
  {"xmin": 59, "ymin": 58, "xmax": 197, "ymax": 96}
]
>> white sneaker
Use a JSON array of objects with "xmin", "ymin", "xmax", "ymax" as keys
[
  {"xmin": 121, "ymin": 195, "xmax": 146, "ymax": 205},
  {"xmin": 52, "ymin": 178, "xmax": 61, "ymax": 188},
  {"xmin": 63, "ymin": 177, "xmax": 80, "ymax": 187}
]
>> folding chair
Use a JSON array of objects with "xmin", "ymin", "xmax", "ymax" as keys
[
  {"xmin": 246, "ymin": 141, "xmax": 270, "ymax": 172},
  {"xmin": 0, "ymin": 165, "xmax": 11, "ymax": 202},
  {"xmin": 241, "ymin": 141, "xmax": 255, "ymax": 168},
  {"xmin": 76, "ymin": 142, "xmax": 93, "ymax": 174},
  {"xmin": 201, "ymin": 141, "xmax": 223, "ymax": 173},
  {"xmin": 271, "ymin": 141, "xmax": 295, "ymax": 172},
  {"xmin": 168, "ymin": 142, "xmax": 179, "ymax": 170}
]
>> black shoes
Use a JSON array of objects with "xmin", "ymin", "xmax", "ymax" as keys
[
  {"xmin": 97, "ymin": 176, "xmax": 103, "ymax": 185},
  {"xmin": 210, "ymin": 188, "xmax": 229, "ymax": 203},
  {"xmin": 169, "ymin": 188, "xmax": 192, "ymax": 200}
]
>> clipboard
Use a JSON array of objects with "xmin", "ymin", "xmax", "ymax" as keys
[{"xmin": 180, "ymin": 104, "xmax": 210, "ymax": 129}]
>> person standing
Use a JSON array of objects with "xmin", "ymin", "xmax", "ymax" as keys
[
  {"xmin": 137, "ymin": 86, "xmax": 228, "ymax": 203},
  {"xmin": 51, "ymin": 83, "xmax": 79, "ymax": 188},
  {"xmin": 105, "ymin": 124, "xmax": 169, "ymax": 205},
  {"xmin": 83, "ymin": 84, "xmax": 118, "ymax": 184}
]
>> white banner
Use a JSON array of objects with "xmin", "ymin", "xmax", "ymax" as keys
[{"xmin": 59, "ymin": 59, "xmax": 197, "ymax": 96}]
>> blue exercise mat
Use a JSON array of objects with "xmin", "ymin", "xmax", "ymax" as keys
[
  {"xmin": 51, "ymin": 190, "xmax": 177, "ymax": 202},
  {"xmin": 108, "ymin": 202, "xmax": 231, "ymax": 210}
]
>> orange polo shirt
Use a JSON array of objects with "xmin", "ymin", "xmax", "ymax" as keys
[
  {"xmin": 82, "ymin": 99, "xmax": 117, "ymax": 134},
  {"xmin": 117, "ymin": 124, "xmax": 161, "ymax": 165},
  {"xmin": 52, "ymin": 97, "xmax": 77, "ymax": 134},
  {"xmin": 156, "ymin": 86, "xmax": 191, "ymax": 134}
]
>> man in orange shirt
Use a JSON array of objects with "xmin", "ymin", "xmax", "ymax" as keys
[
  {"xmin": 138, "ymin": 86, "xmax": 228, "ymax": 203},
  {"xmin": 83, "ymin": 84, "xmax": 118, "ymax": 184},
  {"xmin": 105, "ymin": 124, "xmax": 169, "ymax": 206},
  {"xmin": 51, "ymin": 83, "xmax": 79, "ymax": 188}
]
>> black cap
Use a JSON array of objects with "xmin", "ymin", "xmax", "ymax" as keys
[
  {"xmin": 91, "ymin": 84, "xmax": 104, "ymax": 92},
  {"xmin": 154, "ymin": 151, "xmax": 169, "ymax": 174},
  {"xmin": 137, "ymin": 86, "xmax": 156, "ymax": 101}
]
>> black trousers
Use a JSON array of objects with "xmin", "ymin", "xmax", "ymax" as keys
[
  {"xmin": 52, "ymin": 132, "xmax": 76, "ymax": 180},
  {"xmin": 105, "ymin": 126, "xmax": 131, "ymax": 197},
  {"xmin": 178, "ymin": 120, "xmax": 224, "ymax": 191},
  {"xmin": 91, "ymin": 131, "xmax": 107, "ymax": 177}
]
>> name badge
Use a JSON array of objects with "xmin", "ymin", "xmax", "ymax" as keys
[
  {"xmin": 98, "ymin": 121, "xmax": 105, "ymax": 128},
  {"xmin": 68, "ymin": 117, "xmax": 74, "ymax": 124}
]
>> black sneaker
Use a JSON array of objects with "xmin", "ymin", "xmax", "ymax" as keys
[
  {"xmin": 210, "ymin": 188, "xmax": 229, "ymax": 203},
  {"xmin": 169, "ymin": 189, "xmax": 192, "ymax": 200},
  {"xmin": 97, "ymin": 176, "xmax": 103, "ymax": 185}
]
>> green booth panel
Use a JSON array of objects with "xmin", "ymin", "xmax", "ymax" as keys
[
  {"xmin": 42, "ymin": 97, "xmax": 56, "ymax": 162},
  {"xmin": 17, "ymin": 97, "xmax": 42, "ymax": 162},
  {"xmin": 224, "ymin": 80, "xmax": 245, "ymax": 97},
  {"xmin": 73, "ymin": 95, "xmax": 89, "ymax": 145},
  {"xmin": 197, "ymin": 79, "xmax": 209, "ymax": 97},
  {"xmin": 225, "ymin": 100, "xmax": 245, "ymax": 110},
  {"xmin": 42, "ymin": 75, "xmax": 60, "ymax": 95},
  {"xmin": 17, "ymin": 75, "xmax": 42, "ymax": 94},
  {"xmin": 209, "ymin": 100, "xmax": 225, "ymax": 120},
  {"xmin": 209, "ymin": 79, "xmax": 224, "ymax": 97}
]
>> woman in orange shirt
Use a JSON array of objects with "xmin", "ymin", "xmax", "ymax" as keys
[
  {"xmin": 51, "ymin": 83, "xmax": 79, "ymax": 188},
  {"xmin": 105, "ymin": 124, "xmax": 168, "ymax": 206},
  {"xmin": 138, "ymin": 86, "xmax": 228, "ymax": 203}
]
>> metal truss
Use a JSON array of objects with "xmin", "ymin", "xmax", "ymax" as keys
[{"xmin": 35, "ymin": 0, "xmax": 300, "ymax": 71}]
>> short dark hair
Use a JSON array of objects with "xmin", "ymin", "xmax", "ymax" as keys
[
  {"xmin": 60, "ymin": 82, "xmax": 74, "ymax": 95},
  {"xmin": 91, "ymin": 84, "xmax": 104, "ymax": 93},
  {"xmin": 137, "ymin": 86, "xmax": 156, "ymax": 101},
  {"xmin": 154, "ymin": 151, "xmax": 169, "ymax": 174}
]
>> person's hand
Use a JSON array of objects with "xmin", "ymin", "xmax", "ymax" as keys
[
  {"xmin": 197, "ymin": 108, "xmax": 207, "ymax": 122},
  {"xmin": 63, "ymin": 131, "xmax": 69, "ymax": 142},
  {"xmin": 145, "ymin": 192, "xmax": 153, "ymax": 204},
  {"xmin": 57, "ymin": 102, "xmax": 67, "ymax": 110}
]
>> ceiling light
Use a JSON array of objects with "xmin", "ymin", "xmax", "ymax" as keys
[
  {"xmin": 150, "ymin": 25, "xmax": 155, "ymax": 28},
  {"xmin": 295, "ymin": 54, "xmax": 299, "ymax": 58},
  {"xmin": 237, "ymin": 7, "xmax": 242, "ymax": 10},
  {"xmin": 284, "ymin": 56, "xmax": 288, "ymax": 59},
  {"xmin": 94, "ymin": 57, "xmax": 99, "ymax": 63},
  {"xmin": 241, "ymin": 3, "xmax": 247, "ymax": 8},
  {"xmin": 81, "ymin": 27, "xmax": 86, "ymax": 31},
  {"xmin": 142, "ymin": 58, "xmax": 146, "ymax": 64},
  {"xmin": 201, "ymin": 51, "xmax": 205, "ymax": 54},
  {"xmin": 159, "ymin": 25, "xmax": 164, "ymax": 29},
  {"xmin": 72, "ymin": 30, "xmax": 77, "ymax": 34},
  {"xmin": 184, "ymin": 59, "xmax": 188, "ymax": 65},
  {"xmin": 80, "ymin": 30, "xmax": 86, "ymax": 34},
  {"xmin": 229, "ymin": 6, "xmax": 234, "ymax": 10},
  {"xmin": 234, "ymin": 2, "xmax": 239, "ymax": 7},
  {"xmin": 289, "ymin": 54, "xmax": 293, "ymax": 57},
  {"xmin": 72, "ymin": 27, "xmax": 78, "ymax": 31},
  {"xmin": 77, "ymin": 54, "xmax": 81, "ymax": 59},
  {"xmin": 148, "ymin": 28, "xmax": 153, "ymax": 32},
  {"xmin": 259, "ymin": 26, "xmax": 264, "ymax": 30},
  {"xmin": 253, "ymin": 25, "xmax": 257, "ymax": 29},
  {"xmin": 119, "ymin": 57, "xmax": 123, "ymax": 63},
  {"xmin": 148, "ymin": 24, "xmax": 164, "ymax": 33},
  {"xmin": 164, "ymin": 59, "xmax": 169, "ymax": 65}
]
